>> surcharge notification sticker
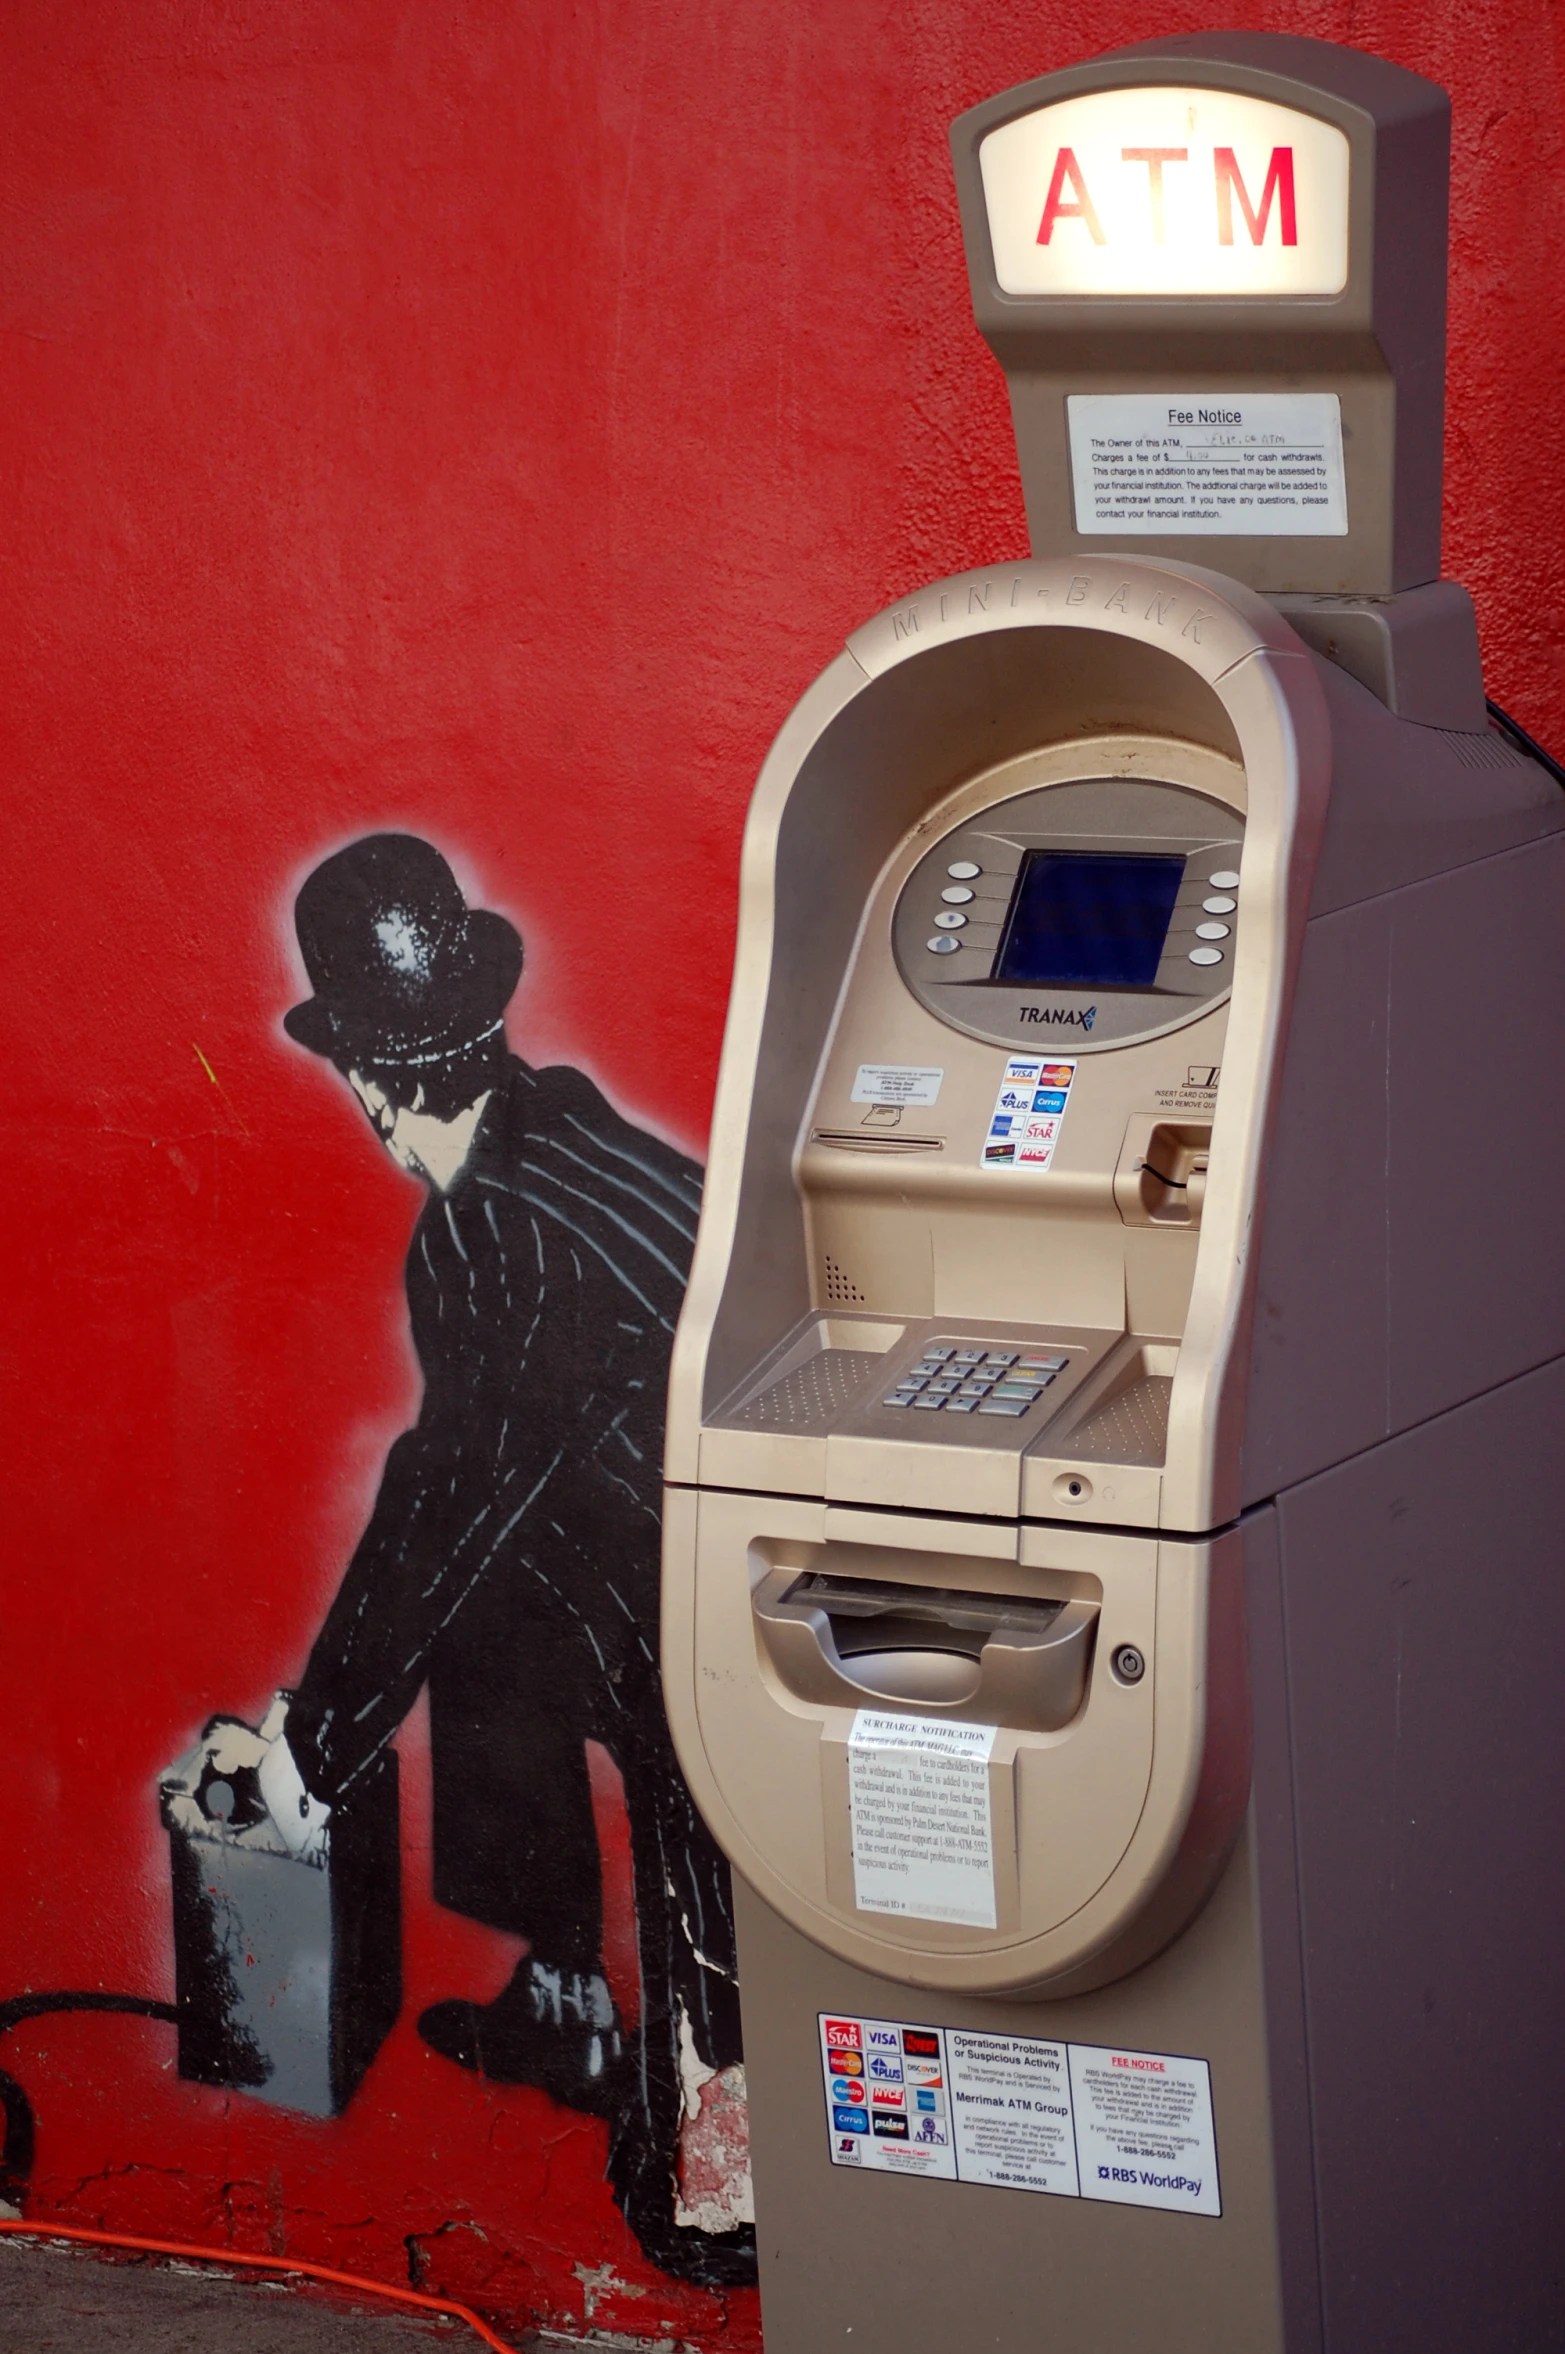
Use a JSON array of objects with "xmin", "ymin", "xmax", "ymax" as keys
[{"xmin": 819, "ymin": 2013, "xmax": 1220, "ymax": 2217}]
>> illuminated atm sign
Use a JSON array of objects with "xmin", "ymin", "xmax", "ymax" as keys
[{"xmin": 980, "ymin": 88, "xmax": 1350, "ymax": 298}]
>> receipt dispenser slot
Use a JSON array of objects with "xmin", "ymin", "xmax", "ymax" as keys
[{"xmin": 753, "ymin": 1569, "xmax": 1098, "ymax": 1732}]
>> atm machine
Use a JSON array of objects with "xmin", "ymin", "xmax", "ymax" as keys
[{"xmin": 662, "ymin": 36, "xmax": 1565, "ymax": 2354}]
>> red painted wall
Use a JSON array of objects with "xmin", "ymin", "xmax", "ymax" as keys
[{"xmin": 2, "ymin": 0, "xmax": 1560, "ymax": 2344}]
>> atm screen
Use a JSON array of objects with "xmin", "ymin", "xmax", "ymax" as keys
[{"xmin": 993, "ymin": 851, "xmax": 1186, "ymax": 989}]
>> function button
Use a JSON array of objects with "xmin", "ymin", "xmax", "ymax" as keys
[
  {"xmin": 913, "ymin": 1393, "xmax": 946, "ymax": 1410},
  {"xmin": 1189, "ymin": 946, "xmax": 1224, "ymax": 967},
  {"xmin": 984, "ymin": 1350, "xmax": 1018, "ymax": 1367},
  {"xmin": 933, "ymin": 910, "xmax": 967, "ymax": 931},
  {"xmin": 946, "ymin": 860, "xmax": 982, "ymax": 880},
  {"xmin": 926, "ymin": 935, "xmax": 960, "ymax": 955},
  {"xmin": 922, "ymin": 1347, "xmax": 955, "ymax": 1361},
  {"xmin": 1195, "ymin": 921, "xmax": 1231, "ymax": 941},
  {"xmin": 944, "ymin": 1396, "xmax": 978, "ymax": 1414},
  {"xmin": 1202, "ymin": 894, "xmax": 1236, "ymax": 915},
  {"xmin": 978, "ymin": 1397, "xmax": 1030, "ymax": 1417},
  {"xmin": 882, "ymin": 1392, "xmax": 913, "ymax": 1408},
  {"xmin": 940, "ymin": 885, "xmax": 975, "ymax": 905},
  {"xmin": 1019, "ymin": 1352, "xmax": 1069, "ymax": 1373},
  {"xmin": 992, "ymin": 1381, "xmax": 1046, "ymax": 1401},
  {"xmin": 1208, "ymin": 868, "xmax": 1240, "ymax": 889}
]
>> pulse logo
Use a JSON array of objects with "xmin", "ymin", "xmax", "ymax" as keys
[{"xmin": 1019, "ymin": 1003, "xmax": 1097, "ymax": 1032}]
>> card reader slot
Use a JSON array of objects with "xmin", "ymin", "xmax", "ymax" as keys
[{"xmin": 752, "ymin": 1568, "xmax": 1098, "ymax": 1731}]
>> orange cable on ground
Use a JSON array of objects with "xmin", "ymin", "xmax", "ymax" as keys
[{"xmin": 0, "ymin": 2215, "xmax": 518, "ymax": 2351}]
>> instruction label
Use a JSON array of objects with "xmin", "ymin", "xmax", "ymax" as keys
[
  {"xmin": 847, "ymin": 1711, "xmax": 998, "ymax": 1930},
  {"xmin": 819, "ymin": 2013, "xmax": 1220, "ymax": 2216},
  {"xmin": 983, "ymin": 1056, "xmax": 1076, "ymax": 1171},
  {"xmin": 1068, "ymin": 392, "xmax": 1347, "ymax": 537},
  {"xmin": 852, "ymin": 1063, "xmax": 944, "ymax": 1106}
]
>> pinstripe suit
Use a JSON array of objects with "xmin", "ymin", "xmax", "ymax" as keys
[{"xmin": 288, "ymin": 1057, "xmax": 742, "ymax": 2142}]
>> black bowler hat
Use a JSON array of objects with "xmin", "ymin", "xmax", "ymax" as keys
[{"xmin": 284, "ymin": 834, "xmax": 522, "ymax": 1068}]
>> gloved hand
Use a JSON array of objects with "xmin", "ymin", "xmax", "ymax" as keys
[{"xmin": 255, "ymin": 1700, "xmax": 333, "ymax": 1864}]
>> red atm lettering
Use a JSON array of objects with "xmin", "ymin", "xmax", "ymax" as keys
[
  {"xmin": 1036, "ymin": 148, "xmax": 1106, "ymax": 245},
  {"xmin": 1213, "ymin": 146, "xmax": 1298, "ymax": 246},
  {"xmin": 1120, "ymin": 147, "xmax": 1187, "ymax": 243}
]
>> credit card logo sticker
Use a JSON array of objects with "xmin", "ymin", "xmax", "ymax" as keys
[
  {"xmin": 871, "ymin": 2087, "xmax": 906, "ymax": 2109},
  {"xmin": 832, "ymin": 2079, "xmax": 865, "ymax": 2103},
  {"xmin": 825, "ymin": 2020, "xmax": 862, "ymax": 2049},
  {"xmin": 984, "ymin": 1058, "xmax": 1076, "ymax": 1173},
  {"xmin": 868, "ymin": 2053, "xmax": 904, "ymax": 2082},
  {"xmin": 872, "ymin": 2113, "xmax": 910, "ymax": 2139},
  {"xmin": 833, "ymin": 2050, "xmax": 863, "ymax": 2076},
  {"xmin": 833, "ymin": 2106, "xmax": 869, "ymax": 2134}
]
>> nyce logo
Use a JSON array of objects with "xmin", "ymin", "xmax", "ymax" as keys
[{"xmin": 1019, "ymin": 1004, "xmax": 1097, "ymax": 1032}]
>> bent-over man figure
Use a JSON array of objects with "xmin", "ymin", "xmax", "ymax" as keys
[{"xmin": 261, "ymin": 832, "xmax": 752, "ymax": 2286}]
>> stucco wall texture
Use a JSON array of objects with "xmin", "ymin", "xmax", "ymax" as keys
[{"xmin": 2, "ymin": 2, "xmax": 1560, "ymax": 2348}]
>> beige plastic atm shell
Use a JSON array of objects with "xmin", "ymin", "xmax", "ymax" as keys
[
  {"xmin": 665, "ymin": 556, "xmax": 1332, "ymax": 1537},
  {"xmin": 665, "ymin": 1485, "xmax": 1253, "ymax": 1995},
  {"xmin": 662, "ymin": 557, "xmax": 1331, "ymax": 1992}
]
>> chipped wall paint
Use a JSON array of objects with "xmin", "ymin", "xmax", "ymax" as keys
[{"xmin": 1, "ymin": 0, "xmax": 1561, "ymax": 2348}]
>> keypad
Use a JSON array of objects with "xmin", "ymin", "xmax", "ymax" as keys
[{"xmin": 881, "ymin": 1341, "xmax": 1068, "ymax": 1415}]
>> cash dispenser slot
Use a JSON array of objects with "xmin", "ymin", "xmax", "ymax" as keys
[{"xmin": 752, "ymin": 1567, "xmax": 1098, "ymax": 1731}]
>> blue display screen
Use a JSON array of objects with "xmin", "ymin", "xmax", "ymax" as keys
[{"xmin": 993, "ymin": 851, "xmax": 1186, "ymax": 989}]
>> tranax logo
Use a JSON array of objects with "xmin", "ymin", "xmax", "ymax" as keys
[{"xmin": 1019, "ymin": 1003, "xmax": 1097, "ymax": 1031}]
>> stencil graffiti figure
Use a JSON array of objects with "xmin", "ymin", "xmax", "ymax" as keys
[{"xmin": 236, "ymin": 832, "xmax": 752, "ymax": 2284}]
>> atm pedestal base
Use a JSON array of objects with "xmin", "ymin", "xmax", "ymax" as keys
[
  {"xmin": 733, "ymin": 1361, "xmax": 1565, "ymax": 2354},
  {"xmin": 734, "ymin": 1853, "xmax": 1293, "ymax": 2354}
]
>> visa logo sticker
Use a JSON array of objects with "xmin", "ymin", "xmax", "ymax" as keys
[{"xmin": 867, "ymin": 2027, "xmax": 900, "ymax": 2049}]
